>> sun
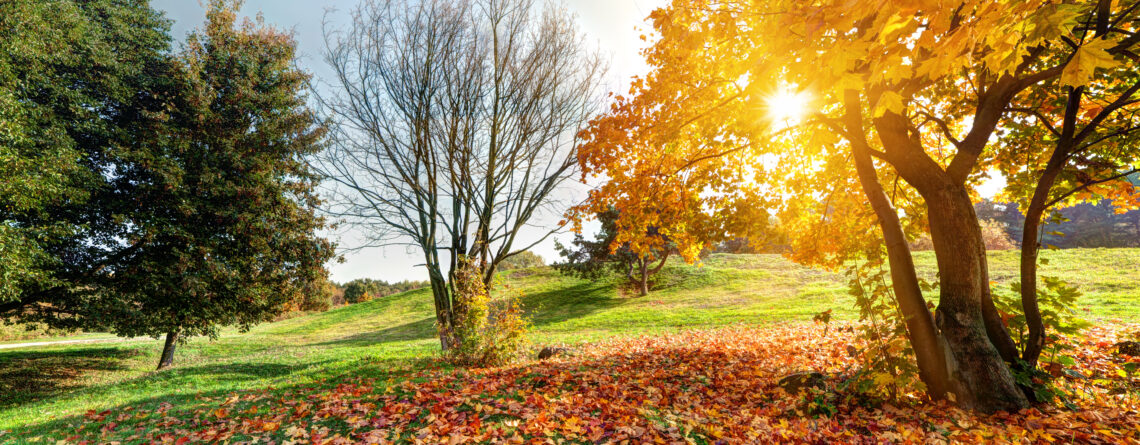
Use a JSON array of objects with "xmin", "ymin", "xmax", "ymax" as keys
[{"xmin": 765, "ymin": 88, "xmax": 812, "ymax": 125}]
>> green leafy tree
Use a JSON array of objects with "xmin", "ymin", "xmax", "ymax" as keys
[
  {"xmin": 555, "ymin": 208, "xmax": 676, "ymax": 296},
  {"xmin": 107, "ymin": 1, "xmax": 334, "ymax": 369},
  {"xmin": 0, "ymin": 0, "xmax": 172, "ymax": 326},
  {"xmin": 497, "ymin": 251, "xmax": 545, "ymax": 271}
]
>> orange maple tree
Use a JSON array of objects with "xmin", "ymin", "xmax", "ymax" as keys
[{"xmin": 575, "ymin": 0, "xmax": 1140, "ymax": 412}]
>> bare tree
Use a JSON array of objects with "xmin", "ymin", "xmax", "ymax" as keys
[{"xmin": 317, "ymin": 0, "xmax": 604, "ymax": 350}]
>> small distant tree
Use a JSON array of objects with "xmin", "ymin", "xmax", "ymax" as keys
[
  {"xmin": 343, "ymin": 279, "xmax": 380, "ymax": 304},
  {"xmin": 556, "ymin": 208, "xmax": 676, "ymax": 296},
  {"xmin": 342, "ymin": 278, "xmax": 430, "ymax": 304},
  {"xmin": 111, "ymin": 1, "xmax": 334, "ymax": 370},
  {"xmin": 287, "ymin": 277, "xmax": 335, "ymax": 313},
  {"xmin": 498, "ymin": 251, "xmax": 545, "ymax": 271}
]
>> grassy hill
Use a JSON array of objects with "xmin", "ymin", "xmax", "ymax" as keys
[{"xmin": 3, "ymin": 249, "xmax": 1139, "ymax": 437}]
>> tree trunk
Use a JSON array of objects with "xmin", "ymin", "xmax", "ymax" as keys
[
  {"xmin": 429, "ymin": 271, "xmax": 455, "ymax": 351},
  {"xmin": 1019, "ymin": 175, "xmax": 1056, "ymax": 368},
  {"xmin": 846, "ymin": 93, "xmax": 954, "ymax": 401},
  {"xmin": 638, "ymin": 257, "xmax": 649, "ymax": 296},
  {"xmin": 927, "ymin": 186, "xmax": 1029, "ymax": 413},
  {"xmin": 157, "ymin": 330, "xmax": 178, "ymax": 370},
  {"xmin": 980, "ymin": 259, "xmax": 1021, "ymax": 364}
]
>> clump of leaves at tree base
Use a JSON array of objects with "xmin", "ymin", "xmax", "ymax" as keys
[
  {"xmin": 841, "ymin": 256, "xmax": 924, "ymax": 404},
  {"xmin": 993, "ymin": 275, "xmax": 1092, "ymax": 403},
  {"xmin": 446, "ymin": 258, "xmax": 531, "ymax": 367}
]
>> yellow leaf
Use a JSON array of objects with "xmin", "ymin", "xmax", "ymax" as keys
[
  {"xmin": 1061, "ymin": 38, "xmax": 1120, "ymax": 87},
  {"xmin": 879, "ymin": 14, "xmax": 911, "ymax": 44},
  {"xmin": 873, "ymin": 91, "xmax": 905, "ymax": 118}
]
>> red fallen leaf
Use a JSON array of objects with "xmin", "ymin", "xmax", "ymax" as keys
[{"xmin": 174, "ymin": 437, "xmax": 191, "ymax": 445}]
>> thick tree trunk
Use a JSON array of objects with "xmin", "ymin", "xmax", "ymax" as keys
[
  {"xmin": 927, "ymin": 186, "xmax": 1029, "ymax": 413},
  {"xmin": 980, "ymin": 259, "xmax": 1021, "ymax": 364},
  {"xmin": 157, "ymin": 331, "xmax": 178, "ymax": 370},
  {"xmin": 851, "ymin": 143, "xmax": 954, "ymax": 401},
  {"xmin": 845, "ymin": 93, "xmax": 955, "ymax": 401},
  {"xmin": 429, "ymin": 271, "xmax": 455, "ymax": 351}
]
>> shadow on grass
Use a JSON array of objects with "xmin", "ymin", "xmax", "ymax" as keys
[
  {"xmin": 314, "ymin": 316, "xmax": 438, "ymax": 346},
  {"xmin": 313, "ymin": 281, "xmax": 623, "ymax": 347},
  {"xmin": 146, "ymin": 362, "xmax": 312, "ymax": 381},
  {"xmin": 0, "ymin": 347, "xmax": 139, "ymax": 409},
  {"xmin": 8, "ymin": 355, "xmax": 424, "ymax": 440},
  {"xmin": 520, "ymin": 281, "xmax": 625, "ymax": 327}
]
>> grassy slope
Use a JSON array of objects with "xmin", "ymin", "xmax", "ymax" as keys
[{"xmin": 3, "ymin": 249, "xmax": 1139, "ymax": 434}]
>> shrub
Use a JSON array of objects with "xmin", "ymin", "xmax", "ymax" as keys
[
  {"xmin": 498, "ymin": 251, "xmax": 545, "ymax": 270},
  {"xmin": 910, "ymin": 218, "xmax": 1017, "ymax": 251},
  {"xmin": 447, "ymin": 259, "xmax": 531, "ymax": 367},
  {"xmin": 343, "ymin": 281, "xmax": 375, "ymax": 304}
]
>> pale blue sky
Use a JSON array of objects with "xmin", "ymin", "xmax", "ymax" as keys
[{"xmin": 151, "ymin": 0, "xmax": 668, "ymax": 283}]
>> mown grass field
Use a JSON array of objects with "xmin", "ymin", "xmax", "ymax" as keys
[{"xmin": 2, "ymin": 249, "xmax": 1139, "ymax": 440}]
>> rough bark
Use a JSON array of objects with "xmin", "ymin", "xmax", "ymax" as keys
[
  {"xmin": 843, "ymin": 93, "xmax": 955, "ymax": 400},
  {"xmin": 927, "ymin": 186, "xmax": 1029, "ymax": 413},
  {"xmin": 157, "ymin": 330, "xmax": 179, "ymax": 370},
  {"xmin": 980, "ymin": 261, "xmax": 1021, "ymax": 365},
  {"xmin": 430, "ymin": 270, "xmax": 455, "ymax": 351}
]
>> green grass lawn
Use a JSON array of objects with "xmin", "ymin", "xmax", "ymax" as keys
[{"xmin": 3, "ymin": 249, "xmax": 1139, "ymax": 437}]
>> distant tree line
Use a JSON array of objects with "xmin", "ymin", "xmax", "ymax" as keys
[
  {"xmin": 976, "ymin": 191, "xmax": 1140, "ymax": 250},
  {"xmin": 338, "ymin": 279, "xmax": 430, "ymax": 305}
]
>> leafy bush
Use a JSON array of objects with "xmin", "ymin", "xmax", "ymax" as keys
[
  {"xmin": 447, "ymin": 259, "xmax": 531, "ymax": 367},
  {"xmin": 341, "ymin": 278, "xmax": 429, "ymax": 305},
  {"xmin": 498, "ymin": 251, "xmax": 545, "ymax": 270},
  {"xmin": 993, "ymin": 276, "xmax": 1090, "ymax": 358},
  {"xmin": 841, "ymin": 261, "xmax": 923, "ymax": 402},
  {"xmin": 909, "ymin": 218, "xmax": 1016, "ymax": 251}
]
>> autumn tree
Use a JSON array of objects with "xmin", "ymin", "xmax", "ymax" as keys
[
  {"xmin": 994, "ymin": 12, "xmax": 1140, "ymax": 368},
  {"xmin": 318, "ymin": 0, "xmax": 604, "ymax": 350},
  {"xmin": 577, "ymin": 0, "xmax": 1140, "ymax": 412},
  {"xmin": 556, "ymin": 208, "xmax": 679, "ymax": 296},
  {"xmin": 107, "ymin": 1, "xmax": 334, "ymax": 369}
]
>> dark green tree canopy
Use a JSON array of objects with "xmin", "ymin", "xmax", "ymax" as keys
[
  {"xmin": 1, "ymin": 0, "xmax": 334, "ymax": 357},
  {"xmin": 0, "ymin": 0, "xmax": 172, "ymax": 326},
  {"xmin": 105, "ymin": 1, "xmax": 335, "ymax": 341}
]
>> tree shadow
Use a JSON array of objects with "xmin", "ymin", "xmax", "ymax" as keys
[
  {"xmin": 313, "ymin": 281, "xmax": 623, "ymax": 348},
  {"xmin": 518, "ymin": 281, "xmax": 626, "ymax": 327},
  {"xmin": 0, "ymin": 347, "xmax": 139, "ymax": 409},
  {"xmin": 10, "ymin": 355, "xmax": 420, "ymax": 440},
  {"xmin": 314, "ymin": 316, "xmax": 439, "ymax": 347},
  {"xmin": 142, "ymin": 362, "xmax": 315, "ymax": 382}
]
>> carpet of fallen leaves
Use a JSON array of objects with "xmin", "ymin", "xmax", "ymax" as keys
[{"xmin": 10, "ymin": 323, "xmax": 1140, "ymax": 444}]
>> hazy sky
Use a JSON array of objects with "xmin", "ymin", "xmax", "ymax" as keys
[{"xmin": 150, "ymin": 0, "xmax": 668, "ymax": 283}]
